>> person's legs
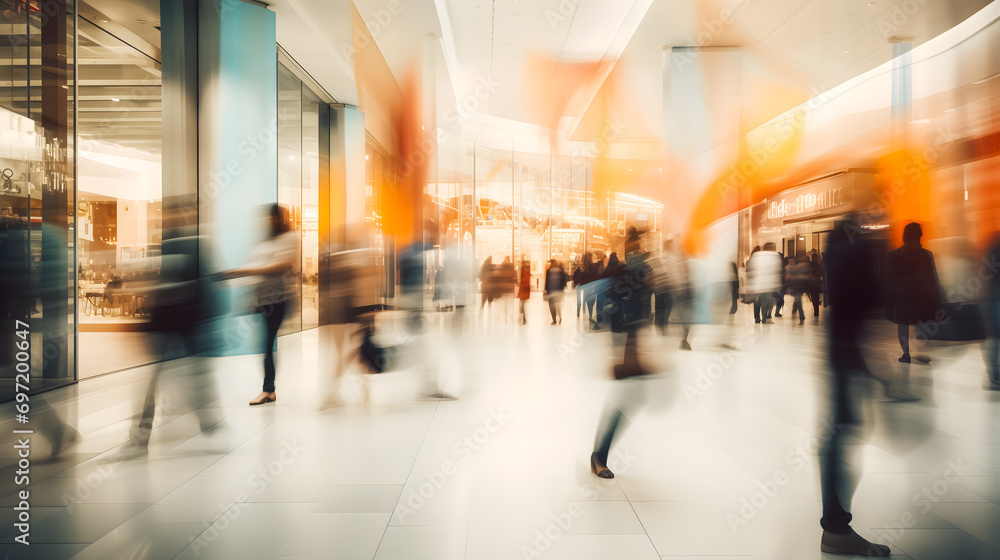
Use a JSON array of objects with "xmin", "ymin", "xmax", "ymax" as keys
[
  {"xmin": 753, "ymin": 296, "xmax": 761, "ymax": 323},
  {"xmin": 576, "ymin": 285, "xmax": 583, "ymax": 317},
  {"xmin": 593, "ymin": 405, "xmax": 624, "ymax": 468},
  {"xmin": 585, "ymin": 285, "xmax": 596, "ymax": 321},
  {"xmin": 548, "ymin": 295, "xmax": 558, "ymax": 323},
  {"xmin": 810, "ymin": 287, "xmax": 821, "ymax": 316},
  {"xmin": 793, "ymin": 291, "xmax": 804, "ymax": 322},
  {"xmin": 654, "ymin": 291, "xmax": 667, "ymax": 334},
  {"xmin": 760, "ymin": 293, "xmax": 774, "ymax": 321},
  {"xmin": 261, "ymin": 302, "xmax": 286, "ymax": 394},
  {"xmin": 988, "ymin": 300, "xmax": 1000, "ymax": 387},
  {"xmin": 555, "ymin": 293, "xmax": 563, "ymax": 322},
  {"xmin": 774, "ymin": 291, "xmax": 784, "ymax": 316},
  {"xmin": 898, "ymin": 323, "xmax": 910, "ymax": 361},
  {"xmin": 519, "ymin": 299, "xmax": 526, "ymax": 324}
]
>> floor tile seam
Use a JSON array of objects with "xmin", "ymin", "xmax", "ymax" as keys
[{"xmin": 373, "ymin": 398, "xmax": 443, "ymax": 560}]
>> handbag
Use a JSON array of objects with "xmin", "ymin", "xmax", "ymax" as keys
[{"xmin": 359, "ymin": 325, "xmax": 397, "ymax": 373}]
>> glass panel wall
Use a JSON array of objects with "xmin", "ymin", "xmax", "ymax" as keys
[
  {"xmin": 365, "ymin": 136, "xmax": 391, "ymax": 299},
  {"xmin": 0, "ymin": 0, "xmax": 77, "ymax": 400},
  {"xmin": 76, "ymin": 15, "xmax": 162, "ymax": 337},
  {"xmin": 301, "ymin": 88, "xmax": 320, "ymax": 329},
  {"xmin": 428, "ymin": 130, "xmax": 666, "ymax": 293},
  {"xmin": 277, "ymin": 63, "xmax": 302, "ymax": 335},
  {"xmin": 276, "ymin": 60, "xmax": 324, "ymax": 333}
]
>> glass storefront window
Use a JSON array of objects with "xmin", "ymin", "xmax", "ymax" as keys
[
  {"xmin": 302, "ymin": 88, "xmax": 321, "ymax": 329},
  {"xmin": 75, "ymin": 15, "xmax": 161, "ymax": 334},
  {"xmin": 277, "ymin": 63, "xmax": 302, "ymax": 335},
  {"xmin": 0, "ymin": 0, "xmax": 77, "ymax": 399}
]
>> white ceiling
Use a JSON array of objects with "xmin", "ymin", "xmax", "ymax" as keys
[{"xmin": 336, "ymin": 0, "xmax": 991, "ymax": 145}]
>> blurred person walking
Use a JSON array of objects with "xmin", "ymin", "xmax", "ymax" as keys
[
  {"xmin": 130, "ymin": 203, "xmax": 226, "ymax": 451},
  {"xmin": 593, "ymin": 253, "xmax": 623, "ymax": 330},
  {"xmin": 808, "ymin": 252, "xmax": 825, "ymax": 317},
  {"xmin": 545, "ymin": 259, "xmax": 567, "ymax": 324},
  {"xmin": 788, "ymin": 255, "xmax": 813, "ymax": 324},
  {"xmin": 817, "ymin": 216, "xmax": 890, "ymax": 557},
  {"xmin": 746, "ymin": 243, "xmax": 783, "ymax": 324},
  {"xmin": 479, "ymin": 256, "xmax": 497, "ymax": 314},
  {"xmin": 517, "ymin": 257, "xmax": 531, "ymax": 325},
  {"xmin": 886, "ymin": 222, "xmax": 941, "ymax": 364},
  {"xmin": 984, "ymin": 234, "xmax": 1000, "ymax": 391},
  {"xmin": 591, "ymin": 228, "xmax": 655, "ymax": 478},
  {"xmin": 583, "ymin": 252, "xmax": 604, "ymax": 324},
  {"xmin": 223, "ymin": 204, "xmax": 297, "ymax": 405},
  {"xmin": 498, "ymin": 256, "xmax": 516, "ymax": 321},
  {"xmin": 652, "ymin": 239, "xmax": 692, "ymax": 350}
]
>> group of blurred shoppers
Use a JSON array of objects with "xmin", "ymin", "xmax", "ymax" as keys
[{"xmin": 745, "ymin": 242, "xmax": 826, "ymax": 324}]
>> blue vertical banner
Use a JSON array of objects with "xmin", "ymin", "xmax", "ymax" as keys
[{"xmin": 199, "ymin": 0, "xmax": 278, "ymax": 354}]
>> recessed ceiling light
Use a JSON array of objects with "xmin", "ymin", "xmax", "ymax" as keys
[
  {"xmin": 841, "ymin": 50, "xmax": 850, "ymax": 54},
  {"xmin": 111, "ymin": 97, "xmax": 119, "ymax": 102},
  {"xmin": 944, "ymin": 108, "xmax": 956, "ymax": 113},
  {"xmin": 910, "ymin": 119, "xmax": 930, "ymax": 124},
  {"xmin": 866, "ymin": 2, "xmax": 876, "ymax": 6}
]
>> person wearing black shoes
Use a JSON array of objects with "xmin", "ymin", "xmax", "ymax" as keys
[
  {"xmin": 886, "ymin": 222, "xmax": 942, "ymax": 364},
  {"xmin": 591, "ymin": 227, "xmax": 654, "ymax": 479},
  {"xmin": 818, "ymin": 216, "xmax": 890, "ymax": 557}
]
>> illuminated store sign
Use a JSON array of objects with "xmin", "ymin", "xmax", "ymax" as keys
[{"xmin": 767, "ymin": 187, "xmax": 847, "ymax": 220}]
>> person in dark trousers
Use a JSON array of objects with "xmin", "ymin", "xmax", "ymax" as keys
[
  {"xmin": 224, "ymin": 204, "xmax": 297, "ymax": 406},
  {"xmin": 591, "ymin": 228, "xmax": 654, "ymax": 479},
  {"xmin": 593, "ymin": 253, "xmax": 622, "ymax": 330},
  {"xmin": 788, "ymin": 255, "xmax": 812, "ymax": 324},
  {"xmin": 652, "ymin": 239, "xmax": 692, "ymax": 350},
  {"xmin": 729, "ymin": 261, "xmax": 739, "ymax": 315},
  {"xmin": 131, "ymin": 203, "xmax": 225, "ymax": 451},
  {"xmin": 984, "ymin": 234, "xmax": 1000, "ymax": 391},
  {"xmin": 808, "ymin": 252, "xmax": 824, "ymax": 317},
  {"xmin": 886, "ymin": 222, "xmax": 942, "ymax": 364},
  {"xmin": 749, "ymin": 246, "xmax": 762, "ymax": 322},
  {"xmin": 584, "ymin": 252, "xmax": 604, "ymax": 324},
  {"xmin": 818, "ymin": 216, "xmax": 891, "ymax": 557},
  {"xmin": 545, "ymin": 259, "xmax": 567, "ymax": 324},
  {"xmin": 774, "ymin": 254, "xmax": 788, "ymax": 318},
  {"xmin": 517, "ymin": 258, "xmax": 531, "ymax": 325}
]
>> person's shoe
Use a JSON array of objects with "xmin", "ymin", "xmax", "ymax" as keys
[
  {"xmin": 680, "ymin": 340, "xmax": 692, "ymax": 351},
  {"xmin": 898, "ymin": 355, "xmax": 911, "ymax": 364},
  {"xmin": 915, "ymin": 355, "xmax": 931, "ymax": 364},
  {"xmin": 775, "ymin": 313, "xmax": 782, "ymax": 318},
  {"xmin": 590, "ymin": 452, "xmax": 614, "ymax": 479},
  {"xmin": 799, "ymin": 319, "xmax": 804, "ymax": 325},
  {"xmin": 422, "ymin": 392, "xmax": 458, "ymax": 401},
  {"xmin": 820, "ymin": 528, "xmax": 890, "ymax": 557},
  {"xmin": 551, "ymin": 321, "xmax": 557, "ymax": 325},
  {"xmin": 249, "ymin": 392, "xmax": 277, "ymax": 405},
  {"xmin": 763, "ymin": 319, "xmax": 773, "ymax": 324},
  {"xmin": 755, "ymin": 319, "xmax": 761, "ymax": 324}
]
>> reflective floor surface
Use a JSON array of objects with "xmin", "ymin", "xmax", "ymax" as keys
[{"xmin": 1, "ymin": 296, "xmax": 999, "ymax": 559}]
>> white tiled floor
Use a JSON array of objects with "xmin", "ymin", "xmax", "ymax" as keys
[{"xmin": 2, "ymin": 296, "xmax": 999, "ymax": 559}]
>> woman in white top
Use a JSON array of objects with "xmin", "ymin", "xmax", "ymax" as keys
[{"xmin": 224, "ymin": 204, "xmax": 297, "ymax": 405}]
